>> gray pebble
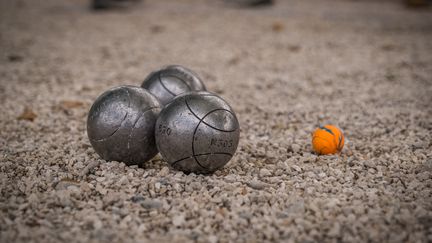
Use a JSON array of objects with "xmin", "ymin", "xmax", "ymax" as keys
[
  {"xmin": 141, "ymin": 199, "xmax": 163, "ymax": 209},
  {"xmin": 247, "ymin": 180, "xmax": 267, "ymax": 190}
]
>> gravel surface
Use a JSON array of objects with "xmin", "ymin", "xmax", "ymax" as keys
[{"xmin": 1, "ymin": 0, "xmax": 431, "ymax": 242}]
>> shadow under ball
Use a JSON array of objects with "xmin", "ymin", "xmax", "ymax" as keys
[
  {"xmin": 141, "ymin": 65, "xmax": 206, "ymax": 106},
  {"xmin": 87, "ymin": 85, "xmax": 161, "ymax": 165},
  {"xmin": 155, "ymin": 91, "xmax": 240, "ymax": 174}
]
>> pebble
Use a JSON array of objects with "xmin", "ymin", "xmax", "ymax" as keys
[
  {"xmin": 247, "ymin": 180, "xmax": 267, "ymax": 190},
  {"xmin": 119, "ymin": 175, "xmax": 129, "ymax": 185},
  {"xmin": 328, "ymin": 222, "xmax": 341, "ymax": 237},
  {"xmin": 291, "ymin": 144, "xmax": 301, "ymax": 153},
  {"xmin": 291, "ymin": 165, "xmax": 302, "ymax": 172},
  {"xmin": 172, "ymin": 215, "xmax": 185, "ymax": 227},
  {"xmin": 79, "ymin": 161, "xmax": 100, "ymax": 177},
  {"xmin": 55, "ymin": 179, "xmax": 80, "ymax": 191},
  {"xmin": 159, "ymin": 167, "xmax": 170, "ymax": 176},
  {"xmin": 131, "ymin": 195, "xmax": 145, "ymax": 203},
  {"xmin": 141, "ymin": 199, "xmax": 163, "ymax": 209},
  {"xmin": 208, "ymin": 235, "xmax": 218, "ymax": 243},
  {"xmin": 259, "ymin": 168, "xmax": 272, "ymax": 177}
]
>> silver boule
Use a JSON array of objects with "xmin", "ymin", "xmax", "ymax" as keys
[
  {"xmin": 87, "ymin": 85, "xmax": 161, "ymax": 165},
  {"xmin": 155, "ymin": 91, "xmax": 240, "ymax": 174},
  {"xmin": 141, "ymin": 65, "xmax": 206, "ymax": 106}
]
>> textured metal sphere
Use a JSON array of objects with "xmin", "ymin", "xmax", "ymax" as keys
[
  {"xmin": 141, "ymin": 65, "xmax": 206, "ymax": 106},
  {"xmin": 155, "ymin": 91, "xmax": 240, "ymax": 174},
  {"xmin": 87, "ymin": 85, "xmax": 161, "ymax": 165}
]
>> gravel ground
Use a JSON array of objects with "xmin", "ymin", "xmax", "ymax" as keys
[{"xmin": 1, "ymin": 0, "xmax": 432, "ymax": 242}]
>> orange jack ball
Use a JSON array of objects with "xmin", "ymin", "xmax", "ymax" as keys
[{"xmin": 312, "ymin": 125, "xmax": 345, "ymax": 155}]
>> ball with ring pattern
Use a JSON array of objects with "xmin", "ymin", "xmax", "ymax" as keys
[
  {"xmin": 141, "ymin": 65, "xmax": 206, "ymax": 106},
  {"xmin": 155, "ymin": 91, "xmax": 240, "ymax": 174},
  {"xmin": 87, "ymin": 85, "xmax": 161, "ymax": 165}
]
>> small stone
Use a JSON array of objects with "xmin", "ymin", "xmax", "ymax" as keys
[
  {"xmin": 131, "ymin": 195, "xmax": 145, "ymax": 203},
  {"xmin": 119, "ymin": 175, "xmax": 129, "ymax": 185},
  {"xmin": 172, "ymin": 214, "xmax": 185, "ymax": 227},
  {"xmin": 103, "ymin": 192, "xmax": 121, "ymax": 206},
  {"xmin": 56, "ymin": 191, "xmax": 72, "ymax": 207},
  {"xmin": 239, "ymin": 211, "xmax": 253, "ymax": 219},
  {"xmin": 208, "ymin": 235, "xmax": 218, "ymax": 243},
  {"xmin": 86, "ymin": 215, "xmax": 103, "ymax": 230},
  {"xmin": 364, "ymin": 160, "xmax": 376, "ymax": 168},
  {"xmin": 328, "ymin": 222, "xmax": 341, "ymax": 237},
  {"xmin": 423, "ymin": 159, "xmax": 432, "ymax": 171},
  {"xmin": 224, "ymin": 174, "xmax": 237, "ymax": 183},
  {"xmin": 28, "ymin": 193, "xmax": 38, "ymax": 204},
  {"xmin": 55, "ymin": 178, "xmax": 80, "ymax": 191},
  {"xmin": 308, "ymin": 202, "xmax": 320, "ymax": 214},
  {"xmin": 79, "ymin": 161, "xmax": 100, "ymax": 177},
  {"xmin": 95, "ymin": 184, "xmax": 107, "ymax": 195},
  {"xmin": 291, "ymin": 165, "xmax": 302, "ymax": 172},
  {"xmin": 291, "ymin": 144, "xmax": 301, "ymax": 153},
  {"xmin": 286, "ymin": 199, "xmax": 305, "ymax": 215},
  {"xmin": 159, "ymin": 166, "xmax": 170, "ymax": 176},
  {"xmin": 155, "ymin": 182, "xmax": 161, "ymax": 190},
  {"xmin": 259, "ymin": 168, "xmax": 272, "ymax": 177},
  {"xmin": 141, "ymin": 199, "xmax": 163, "ymax": 209},
  {"xmin": 247, "ymin": 180, "xmax": 267, "ymax": 190}
]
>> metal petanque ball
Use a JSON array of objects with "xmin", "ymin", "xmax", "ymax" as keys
[
  {"xmin": 87, "ymin": 85, "xmax": 161, "ymax": 165},
  {"xmin": 141, "ymin": 65, "xmax": 206, "ymax": 106},
  {"xmin": 155, "ymin": 91, "xmax": 240, "ymax": 174}
]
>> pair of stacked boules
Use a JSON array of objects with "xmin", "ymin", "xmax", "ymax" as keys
[{"xmin": 87, "ymin": 65, "xmax": 240, "ymax": 174}]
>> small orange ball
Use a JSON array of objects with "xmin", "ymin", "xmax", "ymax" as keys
[{"xmin": 312, "ymin": 125, "xmax": 344, "ymax": 155}]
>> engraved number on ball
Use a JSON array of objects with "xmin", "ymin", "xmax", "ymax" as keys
[
  {"xmin": 210, "ymin": 138, "xmax": 233, "ymax": 148},
  {"xmin": 158, "ymin": 124, "xmax": 171, "ymax": 136}
]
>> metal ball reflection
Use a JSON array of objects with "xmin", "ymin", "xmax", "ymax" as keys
[
  {"xmin": 87, "ymin": 85, "xmax": 161, "ymax": 165},
  {"xmin": 155, "ymin": 91, "xmax": 240, "ymax": 174}
]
